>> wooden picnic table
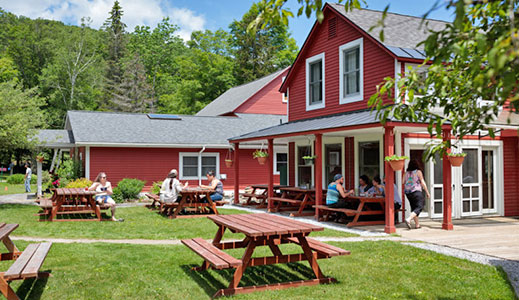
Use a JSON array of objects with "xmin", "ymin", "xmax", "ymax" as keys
[
  {"xmin": 167, "ymin": 187, "xmax": 222, "ymax": 219},
  {"xmin": 269, "ymin": 186, "xmax": 326, "ymax": 217},
  {"xmin": 182, "ymin": 213, "xmax": 350, "ymax": 298},
  {"xmin": 315, "ymin": 195, "xmax": 386, "ymax": 227},
  {"xmin": 0, "ymin": 223, "xmax": 21, "ymax": 261},
  {"xmin": 240, "ymin": 184, "xmax": 288, "ymax": 207},
  {"xmin": 40, "ymin": 188, "xmax": 109, "ymax": 222}
]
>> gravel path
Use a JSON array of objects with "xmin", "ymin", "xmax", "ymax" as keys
[{"xmin": 404, "ymin": 242, "xmax": 519, "ymax": 297}]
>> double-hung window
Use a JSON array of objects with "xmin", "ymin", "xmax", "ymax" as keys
[
  {"xmin": 339, "ymin": 38, "xmax": 363, "ymax": 104},
  {"xmin": 179, "ymin": 152, "xmax": 219, "ymax": 180},
  {"xmin": 306, "ymin": 53, "xmax": 325, "ymax": 110}
]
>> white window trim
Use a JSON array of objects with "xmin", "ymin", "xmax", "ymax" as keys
[
  {"xmin": 339, "ymin": 38, "xmax": 363, "ymax": 104},
  {"xmin": 353, "ymin": 133, "xmax": 384, "ymax": 190},
  {"xmin": 179, "ymin": 152, "xmax": 220, "ymax": 180},
  {"xmin": 305, "ymin": 53, "xmax": 325, "ymax": 111},
  {"xmin": 294, "ymin": 139, "xmax": 315, "ymax": 187},
  {"xmin": 273, "ymin": 150, "xmax": 288, "ymax": 175},
  {"xmin": 281, "ymin": 76, "xmax": 288, "ymax": 103}
]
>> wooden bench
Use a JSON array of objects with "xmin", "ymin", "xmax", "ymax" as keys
[
  {"xmin": 314, "ymin": 205, "xmax": 385, "ymax": 227},
  {"xmin": 285, "ymin": 237, "xmax": 351, "ymax": 257},
  {"xmin": 181, "ymin": 238, "xmax": 241, "ymax": 270},
  {"xmin": 145, "ymin": 193, "xmax": 161, "ymax": 208},
  {"xmin": 0, "ymin": 242, "xmax": 52, "ymax": 300}
]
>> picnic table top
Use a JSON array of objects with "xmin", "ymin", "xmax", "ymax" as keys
[
  {"xmin": 0, "ymin": 223, "xmax": 18, "ymax": 241},
  {"xmin": 279, "ymin": 186, "xmax": 327, "ymax": 193},
  {"xmin": 346, "ymin": 194, "xmax": 385, "ymax": 201},
  {"xmin": 207, "ymin": 213, "xmax": 323, "ymax": 237},
  {"xmin": 53, "ymin": 188, "xmax": 97, "ymax": 196},
  {"xmin": 181, "ymin": 187, "xmax": 214, "ymax": 193},
  {"xmin": 250, "ymin": 184, "xmax": 290, "ymax": 189}
]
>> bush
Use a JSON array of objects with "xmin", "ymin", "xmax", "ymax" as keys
[
  {"xmin": 41, "ymin": 171, "xmax": 53, "ymax": 191},
  {"xmin": 56, "ymin": 159, "xmax": 83, "ymax": 180},
  {"xmin": 7, "ymin": 173, "xmax": 38, "ymax": 184},
  {"xmin": 111, "ymin": 187, "xmax": 124, "ymax": 203},
  {"xmin": 151, "ymin": 181, "xmax": 162, "ymax": 195},
  {"xmin": 115, "ymin": 178, "xmax": 145, "ymax": 202},
  {"xmin": 65, "ymin": 178, "xmax": 93, "ymax": 188}
]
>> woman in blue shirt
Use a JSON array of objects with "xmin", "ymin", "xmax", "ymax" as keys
[{"xmin": 326, "ymin": 174, "xmax": 348, "ymax": 208}]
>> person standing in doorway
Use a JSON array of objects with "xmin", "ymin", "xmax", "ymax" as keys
[
  {"xmin": 24, "ymin": 162, "xmax": 32, "ymax": 193},
  {"xmin": 403, "ymin": 159, "xmax": 430, "ymax": 229}
]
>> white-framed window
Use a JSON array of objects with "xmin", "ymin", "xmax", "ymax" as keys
[
  {"xmin": 281, "ymin": 76, "xmax": 288, "ymax": 103},
  {"xmin": 306, "ymin": 53, "xmax": 325, "ymax": 111},
  {"xmin": 339, "ymin": 38, "xmax": 363, "ymax": 104},
  {"xmin": 179, "ymin": 152, "xmax": 220, "ymax": 180},
  {"xmin": 273, "ymin": 151, "xmax": 288, "ymax": 175}
]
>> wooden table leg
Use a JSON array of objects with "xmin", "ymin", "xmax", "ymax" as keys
[
  {"xmin": 228, "ymin": 239, "xmax": 256, "ymax": 289},
  {"xmin": 205, "ymin": 192, "xmax": 218, "ymax": 215},
  {"xmin": 51, "ymin": 196, "xmax": 64, "ymax": 221},
  {"xmin": 296, "ymin": 235, "xmax": 324, "ymax": 279},
  {"xmin": 348, "ymin": 201, "xmax": 365, "ymax": 227},
  {"xmin": 0, "ymin": 237, "xmax": 21, "ymax": 261},
  {"xmin": 0, "ymin": 274, "xmax": 18, "ymax": 300},
  {"xmin": 267, "ymin": 239, "xmax": 283, "ymax": 256},
  {"xmin": 87, "ymin": 196, "xmax": 102, "ymax": 221},
  {"xmin": 171, "ymin": 195, "xmax": 187, "ymax": 219}
]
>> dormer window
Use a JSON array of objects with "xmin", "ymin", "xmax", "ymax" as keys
[
  {"xmin": 339, "ymin": 38, "xmax": 363, "ymax": 104},
  {"xmin": 306, "ymin": 53, "xmax": 325, "ymax": 111}
]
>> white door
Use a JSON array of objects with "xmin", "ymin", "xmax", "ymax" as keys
[
  {"xmin": 429, "ymin": 153, "xmax": 445, "ymax": 218},
  {"xmin": 457, "ymin": 148, "xmax": 483, "ymax": 217}
]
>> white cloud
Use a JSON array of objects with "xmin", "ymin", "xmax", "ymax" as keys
[{"xmin": 0, "ymin": 0, "xmax": 206, "ymax": 40}]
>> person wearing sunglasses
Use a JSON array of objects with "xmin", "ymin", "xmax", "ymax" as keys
[{"xmin": 89, "ymin": 172, "xmax": 122, "ymax": 222}]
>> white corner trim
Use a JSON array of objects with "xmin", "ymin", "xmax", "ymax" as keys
[
  {"xmin": 305, "ymin": 52, "xmax": 325, "ymax": 111},
  {"xmin": 85, "ymin": 146, "xmax": 90, "ymax": 180},
  {"xmin": 339, "ymin": 37, "xmax": 363, "ymax": 104},
  {"xmin": 273, "ymin": 150, "xmax": 288, "ymax": 175}
]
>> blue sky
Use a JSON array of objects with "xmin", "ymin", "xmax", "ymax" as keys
[{"xmin": 0, "ymin": 0, "xmax": 454, "ymax": 46}]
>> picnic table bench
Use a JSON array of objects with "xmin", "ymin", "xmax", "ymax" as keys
[
  {"xmin": 269, "ymin": 187, "xmax": 326, "ymax": 217},
  {"xmin": 315, "ymin": 195, "xmax": 401, "ymax": 227},
  {"xmin": 38, "ymin": 188, "xmax": 111, "ymax": 221},
  {"xmin": 182, "ymin": 213, "xmax": 349, "ymax": 298},
  {"xmin": 239, "ymin": 184, "xmax": 287, "ymax": 207},
  {"xmin": 0, "ymin": 223, "xmax": 53, "ymax": 300}
]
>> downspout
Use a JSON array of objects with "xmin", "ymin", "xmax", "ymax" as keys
[{"xmin": 198, "ymin": 146, "xmax": 206, "ymax": 186}]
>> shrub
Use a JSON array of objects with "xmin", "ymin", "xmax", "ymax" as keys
[
  {"xmin": 65, "ymin": 178, "xmax": 93, "ymax": 188},
  {"xmin": 6, "ymin": 174, "xmax": 24, "ymax": 184},
  {"xmin": 56, "ymin": 159, "xmax": 83, "ymax": 180},
  {"xmin": 115, "ymin": 178, "xmax": 145, "ymax": 201},
  {"xmin": 151, "ymin": 181, "xmax": 162, "ymax": 195},
  {"xmin": 111, "ymin": 187, "xmax": 124, "ymax": 203},
  {"xmin": 41, "ymin": 171, "xmax": 53, "ymax": 191}
]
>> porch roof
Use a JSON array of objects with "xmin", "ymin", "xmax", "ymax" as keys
[
  {"xmin": 229, "ymin": 109, "xmax": 405, "ymax": 142},
  {"xmin": 35, "ymin": 129, "xmax": 75, "ymax": 148}
]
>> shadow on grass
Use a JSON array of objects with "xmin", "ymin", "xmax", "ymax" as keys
[
  {"xmin": 181, "ymin": 262, "xmax": 321, "ymax": 297},
  {"xmin": 15, "ymin": 270, "xmax": 51, "ymax": 300}
]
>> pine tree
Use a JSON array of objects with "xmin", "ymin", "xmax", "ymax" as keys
[{"xmin": 111, "ymin": 53, "xmax": 153, "ymax": 112}]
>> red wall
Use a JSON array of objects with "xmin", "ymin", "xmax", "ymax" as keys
[
  {"xmin": 234, "ymin": 69, "xmax": 288, "ymax": 115},
  {"xmin": 286, "ymin": 9, "xmax": 394, "ymax": 122},
  {"xmin": 503, "ymin": 136, "xmax": 519, "ymax": 216},
  {"xmin": 89, "ymin": 147, "xmax": 280, "ymax": 191}
]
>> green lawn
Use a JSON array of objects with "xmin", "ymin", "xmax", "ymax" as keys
[
  {"xmin": 0, "ymin": 204, "xmax": 356, "ymax": 240},
  {"xmin": 2, "ymin": 240, "xmax": 514, "ymax": 300},
  {"xmin": 0, "ymin": 182, "xmax": 36, "ymax": 195}
]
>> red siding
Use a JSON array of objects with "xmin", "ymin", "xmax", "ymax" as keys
[
  {"xmin": 89, "ymin": 147, "xmax": 279, "ymax": 191},
  {"xmin": 234, "ymin": 69, "xmax": 288, "ymax": 115},
  {"xmin": 287, "ymin": 9, "xmax": 394, "ymax": 122},
  {"xmin": 344, "ymin": 137, "xmax": 355, "ymax": 190},
  {"xmin": 503, "ymin": 136, "xmax": 519, "ymax": 216},
  {"xmin": 288, "ymin": 142, "xmax": 295, "ymax": 186}
]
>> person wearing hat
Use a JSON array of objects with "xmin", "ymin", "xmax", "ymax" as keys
[
  {"xmin": 160, "ymin": 169, "xmax": 188, "ymax": 203},
  {"xmin": 326, "ymin": 174, "xmax": 349, "ymax": 208}
]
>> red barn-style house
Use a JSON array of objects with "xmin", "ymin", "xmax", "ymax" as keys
[
  {"xmin": 37, "ymin": 68, "xmax": 290, "ymax": 191},
  {"xmin": 229, "ymin": 4, "xmax": 519, "ymax": 233}
]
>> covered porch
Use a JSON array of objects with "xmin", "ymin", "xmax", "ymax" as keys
[{"xmin": 229, "ymin": 110, "xmax": 455, "ymax": 234}]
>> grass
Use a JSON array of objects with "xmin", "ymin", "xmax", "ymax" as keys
[
  {"xmin": 1, "ymin": 240, "xmax": 514, "ymax": 299},
  {"xmin": 0, "ymin": 182, "xmax": 36, "ymax": 195},
  {"xmin": 0, "ymin": 204, "xmax": 357, "ymax": 240}
]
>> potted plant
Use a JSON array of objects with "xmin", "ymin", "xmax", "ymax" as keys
[
  {"xmin": 302, "ymin": 155, "xmax": 317, "ymax": 165},
  {"xmin": 447, "ymin": 152, "xmax": 466, "ymax": 167},
  {"xmin": 385, "ymin": 155, "xmax": 409, "ymax": 171},
  {"xmin": 252, "ymin": 150, "xmax": 269, "ymax": 165},
  {"xmin": 224, "ymin": 159, "xmax": 233, "ymax": 168}
]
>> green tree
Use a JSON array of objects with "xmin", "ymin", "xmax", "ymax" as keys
[
  {"xmin": 0, "ymin": 81, "xmax": 46, "ymax": 150},
  {"xmin": 0, "ymin": 56, "xmax": 19, "ymax": 82},
  {"xmin": 188, "ymin": 29, "xmax": 233, "ymax": 57},
  {"xmin": 111, "ymin": 53, "xmax": 153, "ymax": 112},
  {"xmin": 229, "ymin": 2, "xmax": 298, "ymax": 84}
]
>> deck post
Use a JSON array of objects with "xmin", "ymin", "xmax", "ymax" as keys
[
  {"xmin": 442, "ymin": 126, "xmax": 454, "ymax": 230},
  {"xmin": 384, "ymin": 126, "xmax": 396, "ymax": 233},
  {"xmin": 267, "ymin": 139, "xmax": 274, "ymax": 211},
  {"xmin": 314, "ymin": 133, "xmax": 323, "ymax": 220},
  {"xmin": 233, "ymin": 142, "xmax": 240, "ymax": 204}
]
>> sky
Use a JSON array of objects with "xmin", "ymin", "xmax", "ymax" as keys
[{"xmin": 0, "ymin": 0, "xmax": 455, "ymax": 46}]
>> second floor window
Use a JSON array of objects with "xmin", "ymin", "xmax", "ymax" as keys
[
  {"xmin": 306, "ymin": 53, "xmax": 325, "ymax": 111},
  {"xmin": 339, "ymin": 38, "xmax": 363, "ymax": 104}
]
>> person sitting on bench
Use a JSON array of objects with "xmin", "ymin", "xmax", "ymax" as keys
[
  {"xmin": 200, "ymin": 170, "xmax": 224, "ymax": 202},
  {"xmin": 370, "ymin": 175, "xmax": 385, "ymax": 196},
  {"xmin": 326, "ymin": 174, "xmax": 349, "ymax": 208},
  {"xmin": 89, "ymin": 172, "xmax": 122, "ymax": 222},
  {"xmin": 160, "ymin": 169, "xmax": 187, "ymax": 203}
]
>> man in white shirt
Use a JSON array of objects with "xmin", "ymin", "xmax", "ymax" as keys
[{"xmin": 24, "ymin": 162, "xmax": 32, "ymax": 193}]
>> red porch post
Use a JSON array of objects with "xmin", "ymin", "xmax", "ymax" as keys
[
  {"xmin": 267, "ymin": 139, "xmax": 274, "ymax": 212},
  {"xmin": 314, "ymin": 133, "xmax": 323, "ymax": 220},
  {"xmin": 384, "ymin": 126, "xmax": 396, "ymax": 233},
  {"xmin": 442, "ymin": 126, "xmax": 454, "ymax": 230},
  {"xmin": 233, "ymin": 142, "xmax": 240, "ymax": 204}
]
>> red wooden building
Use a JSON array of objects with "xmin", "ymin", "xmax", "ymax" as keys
[
  {"xmin": 37, "ymin": 69, "xmax": 290, "ymax": 191},
  {"xmin": 229, "ymin": 4, "xmax": 519, "ymax": 233}
]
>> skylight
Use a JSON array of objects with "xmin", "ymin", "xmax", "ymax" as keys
[{"xmin": 147, "ymin": 114, "xmax": 182, "ymax": 120}]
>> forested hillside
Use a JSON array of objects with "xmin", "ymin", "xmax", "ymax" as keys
[{"xmin": 0, "ymin": 1, "xmax": 298, "ymax": 133}]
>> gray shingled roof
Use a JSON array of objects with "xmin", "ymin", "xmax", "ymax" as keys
[
  {"xmin": 230, "ymin": 110, "xmax": 387, "ymax": 141},
  {"xmin": 66, "ymin": 111, "xmax": 286, "ymax": 146},
  {"xmin": 329, "ymin": 3, "xmax": 449, "ymax": 51},
  {"xmin": 35, "ymin": 129, "xmax": 75, "ymax": 147},
  {"xmin": 196, "ymin": 68, "xmax": 287, "ymax": 116}
]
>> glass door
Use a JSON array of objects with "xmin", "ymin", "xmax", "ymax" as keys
[
  {"xmin": 482, "ymin": 149, "xmax": 496, "ymax": 213},
  {"xmin": 429, "ymin": 153, "xmax": 444, "ymax": 218},
  {"xmin": 460, "ymin": 148, "xmax": 482, "ymax": 216}
]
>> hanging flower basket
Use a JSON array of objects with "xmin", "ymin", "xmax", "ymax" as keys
[
  {"xmin": 253, "ymin": 150, "xmax": 269, "ymax": 165},
  {"xmin": 225, "ymin": 159, "xmax": 233, "ymax": 168},
  {"xmin": 303, "ymin": 155, "xmax": 316, "ymax": 165},
  {"xmin": 385, "ymin": 155, "xmax": 409, "ymax": 171},
  {"xmin": 448, "ymin": 153, "xmax": 466, "ymax": 167}
]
